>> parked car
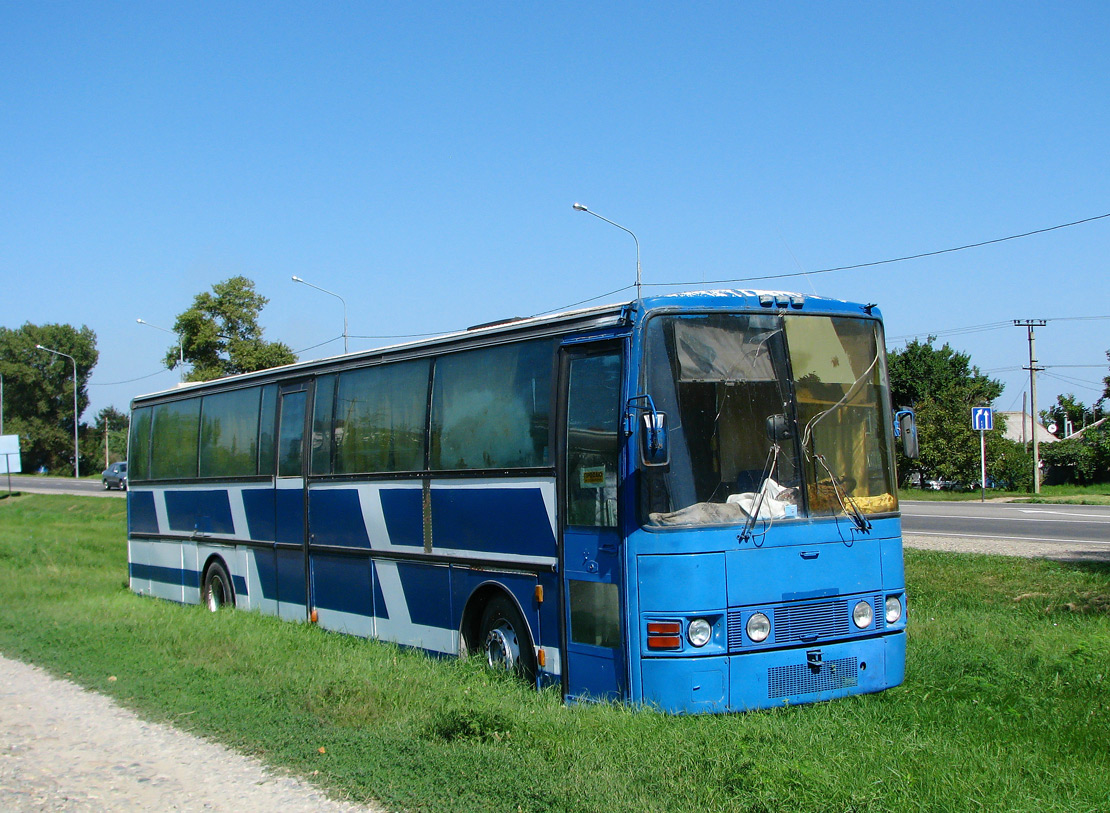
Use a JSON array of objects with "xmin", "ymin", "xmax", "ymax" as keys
[
  {"xmin": 923, "ymin": 478, "xmax": 955, "ymax": 490},
  {"xmin": 102, "ymin": 461, "xmax": 127, "ymax": 490}
]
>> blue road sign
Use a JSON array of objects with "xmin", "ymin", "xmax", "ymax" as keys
[{"xmin": 972, "ymin": 407, "xmax": 994, "ymax": 432}]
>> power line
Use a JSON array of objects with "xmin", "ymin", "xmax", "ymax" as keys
[
  {"xmin": 887, "ymin": 321, "xmax": 1011, "ymax": 342},
  {"xmin": 644, "ymin": 210, "xmax": 1110, "ymax": 288},
  {"xmin": 532, "ymin": 284, "xmax": 636, "ymax": 317},
  {"xmin": 1041, "ymin": 370, "xmax": 1106, "ymax": 390},
  {"xmin": 1048, "ymin": 314, "xmax": 1110, "ymax": 323},
  {"xmin": 889, "ymin": 314, "xmax": 1110, "ymax": 344},
  {"xmin": 89, "ymin": 369, "xmax": 173, "ymax": 386},
  {"xmin": 293, "ymin": 335, "xmax": 345, "ymax": 355}
]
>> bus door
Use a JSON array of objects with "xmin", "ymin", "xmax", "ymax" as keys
[
  {"xmin": 559, "ymin": 341, "xmax": 626, "ymax": 701},
  {"xmin": 275, "ymin": 381, "xmax": 311, "ymax": 621}
]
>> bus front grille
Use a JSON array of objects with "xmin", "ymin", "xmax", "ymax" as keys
[
  {"xmin": 774, "ymin": 599, "xmax": 849, "ymax": 641},
  {"xmin": 727, "ymin": 595, "xmax": 886, "ymax": 651},
  {"xmin": 767, "ymin": 657, "xmax": 858, "ymax": 698}
]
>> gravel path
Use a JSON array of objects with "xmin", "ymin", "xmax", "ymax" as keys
[
  {"xmin": 903, "ymin": 533, "xmax": 1110, "ymax": 563},
  {"xmin": 0, "ymin": 656, "xmax": 384, "ymax": 813}
]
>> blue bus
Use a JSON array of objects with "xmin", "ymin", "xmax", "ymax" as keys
[{"xmin": 127, "ymin": 289, "xmax": 916, "ymax": 713}]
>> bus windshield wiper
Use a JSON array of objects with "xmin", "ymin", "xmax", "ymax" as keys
[
  {"xmin": 737, "ymin": 443, "xmax": 781, "ymax": 543},
  {"xmin": 813, "ymin": 453, "xmax": 871, "ymax": 533}
]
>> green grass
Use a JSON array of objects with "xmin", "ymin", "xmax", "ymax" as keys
[
  {"xmin": 902, "ymin": 483, "xmax": 1110, "ymax": 504},
  {"xmin": 1, "ymin": 494, "xmax": 1109, "ymax": 812}
]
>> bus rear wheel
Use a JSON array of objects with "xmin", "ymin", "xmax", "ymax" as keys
[
  {"xmin": 202, "ymin": 561, "xmax": 233, "ymax": 611},
  {"xmin": 478, "ymin": 595, "xmax": 537, "ymax": 684}
]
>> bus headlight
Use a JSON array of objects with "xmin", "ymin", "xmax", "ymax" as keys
[
  {"xmin": 885, "ymin": 595, "xmax": 903, "ymax": 624},
  {"xmin": 852, "ymin": 600, "xmax": 874, "ymax": 629},
  {"xmin": 746, "ymin": 612, "xmax": 770, "ymax": 643},
  {"xmin": 687, "ymin": 618, "xmax": 712, "ymax": 647}
]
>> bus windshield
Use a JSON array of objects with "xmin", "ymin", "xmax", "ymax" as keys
[{"xmin": 642, "ymin": 312, "xmax": 897, "ymax": 527}]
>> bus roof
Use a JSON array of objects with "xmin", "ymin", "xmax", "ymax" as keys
[{"xmin": 131, "ymin": 288, "xmax": 880, "ymax": 406}]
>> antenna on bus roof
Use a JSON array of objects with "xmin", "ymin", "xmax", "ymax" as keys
[{"xmin": 573, "ymin": 203, "xmax": 643, "ymax": 308}]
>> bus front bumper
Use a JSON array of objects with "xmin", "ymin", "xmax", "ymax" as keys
[{"xmin": 640, "ymin": 631, "xmax": 906, "ymax": 714}]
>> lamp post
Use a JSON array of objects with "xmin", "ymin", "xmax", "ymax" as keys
[
  {"xmin": 292, "ymin": 276, "xmax": 348, "ymax": 353},
  {"xmin": 137, "ymin": 318, "xmax": 184, "ymax": 377},
  {"xmin": 573, "ymin": 202, "xmax": 642, "ymax": 304},
  {"xmin": 35, "ymin": 345, "xmax": 79, "ymax": 478}
]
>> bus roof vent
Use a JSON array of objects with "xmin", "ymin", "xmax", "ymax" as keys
[{"xmin": 759, "ymin": 294, "xmax": 804, "ymax": 309}]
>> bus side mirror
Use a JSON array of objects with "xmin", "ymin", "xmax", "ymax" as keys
[
  {"xmin": 766, "ymin": 414, "xmax": 793, "ymax": 442},
  {"xmin": 640, "ymin": 412, "xmax": 670, "ymax": 467},
  {"xmin": 895, "ymin": 410, "xmax": 919, "ymax": 459}
]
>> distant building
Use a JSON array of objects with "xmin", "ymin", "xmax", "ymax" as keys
[
  {"xmin": 1064, "ymin": 416, "xmax": 1107, "ymax": 440},
  {"xmin": 998, "ymin": 411, "xmax": 1059, "ymax": 445}
]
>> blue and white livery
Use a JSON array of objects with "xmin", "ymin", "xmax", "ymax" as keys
[{"xmin": 128, "ymin": 290, "xmax": 916, "ymax": 713}]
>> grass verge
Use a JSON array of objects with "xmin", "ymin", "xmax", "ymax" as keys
[
  {"xmin": 902, "ymin": 483, "xmax": 1110, "ymax": 504},
  {"xmin": 1, "ymin": 494, "xmax": 1108, "ymax": 812}
]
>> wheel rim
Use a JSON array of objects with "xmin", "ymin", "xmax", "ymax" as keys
[
  {"xmin": 484, "ymin": 622, "xmax": 521, "ymax": 671},
  {"xmin": 206, "ymin": 575, "xmax": 227, "ymax": 611}
]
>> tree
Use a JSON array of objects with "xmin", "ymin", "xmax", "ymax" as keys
[
  {"xmin": 0, "ymin": 323, "xmax": 98, "ymax": 475},
  {"xmin": 888, "ymin": 338, "xmax": 1005, "ymax": 488},
  {"xmin": 93, "ymin": 406, "xmax": 129, "ymax": 468},
  {"xmin": 889, "ymin": 338, "xmax": 1003, "ymax": 408},
  {"xmin": 1040, "ymin": 393, "xmax": 1102, "ymax": 438},
  {"xmin": 990, "ymin": 437, "xmax": 1034, "ymax": 491},
  {"xmin": 170, "ymin": 276, "xmax": 296, "ymax": 382}
]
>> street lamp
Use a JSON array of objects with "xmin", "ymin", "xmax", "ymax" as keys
[
  {"xmin": 35, "ymin": 344, "xmax": 79, "ymax": 478},
  {"xmin": 292, "ymin": 276, "xmax": 348, "ymax": 353},
  {"xmin": 573, "ymin": 202, "xmax": 643, "ymax": 304},
  {"xmin": 136, "ymin": 318, "xmax": 184, "ymax": 374}
]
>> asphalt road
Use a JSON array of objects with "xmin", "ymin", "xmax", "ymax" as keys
[
  {"xmin": 901, "ymin": 499, "xmax": 1110, "ymax": 562},
  {"xmin": 2, "ymin": 474, "xmax": 124, "ymax": 498}
]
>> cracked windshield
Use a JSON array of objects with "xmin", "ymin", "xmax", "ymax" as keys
[{"xmin": 643, "ymin": 312, "xmax": 896, "ymax": 527}]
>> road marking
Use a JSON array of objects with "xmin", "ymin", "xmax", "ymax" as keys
[
  {"xmin": 1015, "ymin": 509, "xmax": 1110, "ymax": 519},
  {"xmin": 902, "ymin": 511, "xmax": 1109, "ymax": 524},
  {"xmin": 905, "ymin": 530, "xmax": 1110, "ymax": 545}
]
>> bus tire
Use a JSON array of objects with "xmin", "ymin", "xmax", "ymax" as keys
[
  {"xmin": 478, "ymin": 594, "xmax": 537, "ymax": 685},
  {"xmin": 202, "ymin": 560, "xmax": 234, "ymax": 612}
]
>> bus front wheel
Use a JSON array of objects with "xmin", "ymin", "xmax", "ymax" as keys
[
  {"xmin": 202, "ymin": 561, "xmax": 233, "ymax": 612},
  {"xmin": 478, "ymin": 595, "xmax": 536, "ymax": 684}
]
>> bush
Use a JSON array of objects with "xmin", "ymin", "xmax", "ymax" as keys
[{"xmin": 1041, "ymin": 423, "xmax": 1110, "ymax": 484}]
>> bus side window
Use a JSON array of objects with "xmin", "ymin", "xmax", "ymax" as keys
[
  {"xmin": 199, "ymin": 387, "xmax": 261, "ymax": 478},
  {"xmin": 566, "ymin": 353, "xmax": 621, "ymax": 527},
  {"xmin": 129, "ymin": 406, "xmax": 153, "ymax": 481},
  {"xmin": 311, "ymin": 375, "xmax": 336, "ymax": 475},
  {"xmin": 430, "ymin": 340, "xmax": 553, "ymax": 470},
  {"xmin": 258, "ymin": 385, "xmax": 277, "ymax": 475},
  {"xmin": 150, "ymin": 399, "xmax": 201, "ymax": 480},
  {"xmin": 334, "ymin": 360, "xmax": 430, "ymax": 474},
  {"xmin": 278, "ymin": 391, "xmax": 307, "ymax": 477}
]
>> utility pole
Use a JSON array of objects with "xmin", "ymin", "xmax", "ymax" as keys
[{"xmin": 1014, "ymin": 320, "xmax": 1046, "ymax": 493}]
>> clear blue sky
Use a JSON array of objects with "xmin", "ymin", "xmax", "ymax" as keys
[{"xmin": 3, "ymin": 2, "xmax": 1108, "ymax": 423}]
